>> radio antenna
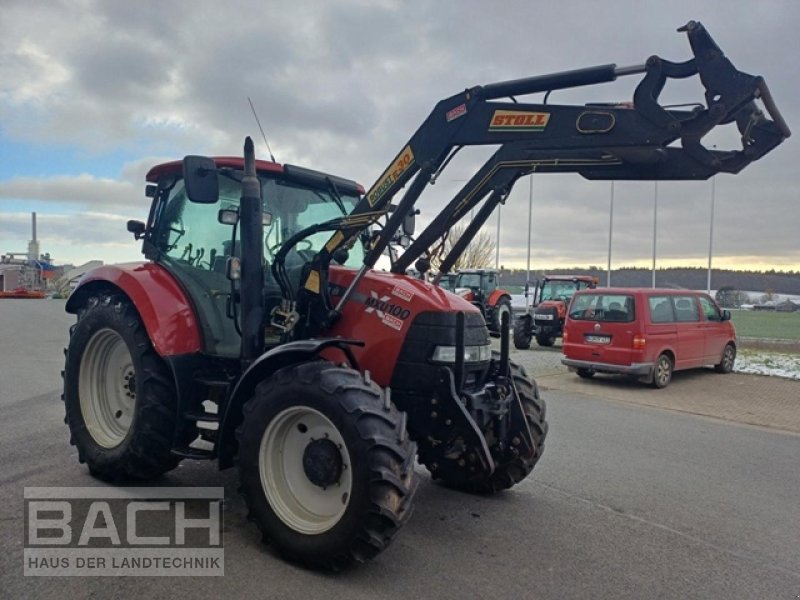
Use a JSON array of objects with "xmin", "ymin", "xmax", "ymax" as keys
[{"xmin": 247, "ymin": 97, "xmax": 276, "ymax": 163}]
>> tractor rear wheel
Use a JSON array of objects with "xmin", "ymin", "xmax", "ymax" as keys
[
  {"xmin": 237, "ymin": 361, "xmax": 417, "ymax": 569},
  {"xmin": 513, "ymin": 317, "xmax": 532, "ymax": 350},
  {"xmin": 63, "ymin": 294, "xmax": 181, "ymax": 480}
]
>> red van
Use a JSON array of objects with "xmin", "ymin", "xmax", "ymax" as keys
[{"xmin": 561, "ymin": 288, "xmax": 736, "ymax": 388}]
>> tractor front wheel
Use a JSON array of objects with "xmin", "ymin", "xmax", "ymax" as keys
[
  {"xmin": 237, "ymin": 361, "xmax": 417, "ymax": 569},
  {"xmin": 535, "ymin": 333, "xmax": 556, "ymax": 347},
  {"xmin": 62, "ymin": 294, "xmax": 181, "ymax": 480},
  {"xmin": 513, "ymin": 317, "xmax": 532, "ymax": 350},
  {"xmin": 430, "ymin": 361, "xmax": 547, "ymax": 494}
]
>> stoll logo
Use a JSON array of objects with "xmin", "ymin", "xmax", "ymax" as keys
[{"xmin": 24, "ymin": 487, "xmax": 224, "ymax": 577}]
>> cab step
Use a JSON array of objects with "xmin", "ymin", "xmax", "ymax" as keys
[{"xmin": 171, "ymin": 446, "xmax": 215, "ymax": 460}]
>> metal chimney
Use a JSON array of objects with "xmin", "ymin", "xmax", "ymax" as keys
[{"xmin": 28, "ymin": 212, "xmax": 40, "ymax": 261}]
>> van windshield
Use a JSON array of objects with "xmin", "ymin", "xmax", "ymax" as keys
[{"xmin": 569, "ymin": 294, "xmax": 635, "ymax": 322}]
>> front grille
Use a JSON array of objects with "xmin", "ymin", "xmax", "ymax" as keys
[{"xmin": 390, "ymin": 311, "xmax": 489, "ymax": 397}]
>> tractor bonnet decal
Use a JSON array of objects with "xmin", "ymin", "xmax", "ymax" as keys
[{"xmin": 365, "ymin": 291, "xmax": 411, "ymax": 331}]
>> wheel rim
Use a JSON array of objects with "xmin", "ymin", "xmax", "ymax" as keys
[
  {"xmin": 723, "ymin": 346, "xmax": 735, "ymax": 369},
  {"xmin": 655, "ymin": 356, "xmax": 671, "ymax": 386},
  {"xmin": 259, "ymin": 406, "xmax": 352, "ymax": 534},
  {"xmin": 78, "ymin": 328, "xmax": 136, "ymax": 448}
]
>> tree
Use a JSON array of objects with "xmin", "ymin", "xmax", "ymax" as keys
[
  {"xmin": 715, "ymin": 285, "xmax": 748, "ymax": 308},
  {"xmin": 429, "ymin": 223, "xmax": 496, "ymax": 272}
]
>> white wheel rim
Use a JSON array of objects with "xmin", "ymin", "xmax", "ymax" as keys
[
  {"xmin": 79, "ymin": 328, "xmax": 136, "ymax": 448},
  {"xmin": 259, "ymin": 406, "xmax": 352, "ymax": 534}
]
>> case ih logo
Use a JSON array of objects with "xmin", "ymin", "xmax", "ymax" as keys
[
  {"xmin": 365, "ymin": 291, "xmax": 411, "ymax": 331},
  {"xmin": 489, "ymin": 110, "xmax": 550, "ymax": 132},
  {"xmin": 366, "ymin": 145, "xmax": 415, "ymax": 206},
  {"xmin": 391, "ymin": 286, "xmax": 414, "ymax": 303},
  {"xmin": 446, "ymin": 103, "xmax": 467, "ymax": 122}
]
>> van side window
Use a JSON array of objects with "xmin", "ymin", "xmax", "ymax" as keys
[
  {"xmin": 698, "ymin": 296, "xmax": 722, "ymax": 321},
  {"xmin": 648, "ymin": 296, "xmax": 675, "ymax": 323},
  {"xmin": 673, "ymin": 295, "xmax": 700, "ymax": 322}
]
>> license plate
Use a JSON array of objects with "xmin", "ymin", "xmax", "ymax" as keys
[{"xmin": 585, "ymin": 334, "xmax": 611, "ymax": 344}]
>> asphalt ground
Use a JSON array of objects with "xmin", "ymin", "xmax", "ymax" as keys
[{"xmin": 1, "ymin": 299, "xmax": 798, "ymax": 599}]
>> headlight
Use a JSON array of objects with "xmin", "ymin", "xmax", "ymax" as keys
[{"xmin": 431, "ymin": 344, "xmax": 492, "ymax": 363}]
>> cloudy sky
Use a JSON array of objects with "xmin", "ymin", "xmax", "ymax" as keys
[{"xmin": 1, "ymin": 0, "xmax": 797, "ymax": 271}]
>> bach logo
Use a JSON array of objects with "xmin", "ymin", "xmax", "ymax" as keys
[
  {"xmin": 489, "ymin": 110, "xmax": 550, "ymax": 132},
  {"xmin": 24, "ymin": 487, "xmax": 224, "ymax": 577}
]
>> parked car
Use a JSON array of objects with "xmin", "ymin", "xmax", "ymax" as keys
[{"xmin": 561, "ymin": 288, "xmax": 737, "ymax": 388}]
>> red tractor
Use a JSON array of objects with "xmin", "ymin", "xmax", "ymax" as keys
[
  {"xmin": 453, "ymin": 268, "xmax": 513, "ymax": 335},
  {"xmin": 61, "ymin": 22, "xmax": 787, "ymax": 569},
  {"xmin": 514, "ymin": 275, "xmax": 599, "ymax": 348}
]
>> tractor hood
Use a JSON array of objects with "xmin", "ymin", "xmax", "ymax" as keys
[{"xmin": 326, "ymin": 267, "xmax": 483, "ymax": 385}]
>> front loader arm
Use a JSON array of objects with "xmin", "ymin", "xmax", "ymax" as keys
[{"xmin": 298, "ymin": 21, "xmax": 788, "ymax": 333}]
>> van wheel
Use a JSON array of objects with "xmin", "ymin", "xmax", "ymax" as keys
[
  {"xmin": 576, "ymin": 368, "xmax": 595, "ymax": 379},
  {"xmin": 715, "ymin": 343, "xmax": 736, "ymax": 373},
  {"xmin": 651, "ymin": 354, "xmax": 673, "ymax": 389}
]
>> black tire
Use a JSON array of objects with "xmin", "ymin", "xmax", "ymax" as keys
[
  {"xmin": 237, "ymin": 361, "xmax": 417, "ymax": 569},
  {"xmin": 490, "ymin": 297, "xmax": 513, "ymax": 335},
  {"xmin": 434, "ymin": 361, "xmax": 547, "ymax": 494},
  {"xmin": 715, "ymin": 343, "xmax": 736, "ymax": 373},
  {"xmin": 651, "ymin": 353, "xmax": 673, "ymax": 389},
  {"xmin": 62, "ymin": 294, "xmax": 181, "ymax": 481},
  {"xmin": 536, "ymin": 333, "xmax": 555, "ymax": 347},
  {"xmin": 576, "ymin": 368, "xmax": 595, "ymax": 379},
  {"xmin": 513, "ymin": 317, "xmax": 532, "ymax": 350}
]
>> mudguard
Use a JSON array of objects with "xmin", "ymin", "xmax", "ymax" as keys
[
  {"xmin": 66, "ymin": 263, "xmax": 202, "ymax": 356},
  {"xmin": 217, "ymin": 338, "xmax": 364, "ymax": 468},
  {"xmin": 487, "ymin": 289, "xmax": 511, "ymax": 308}
]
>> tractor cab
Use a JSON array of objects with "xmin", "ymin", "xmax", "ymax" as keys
[
  {"xmin": 454, "ymin": 268, "xmax": 498, "ymax": 304},
  {"xmin": 139, "ymin": 158, "xmax": 365, "ymax": 357},
  {"xmin": 536, "ymin": 276, "xmax": 597, "ymax": 304},
  {"xmin": 453, "ymin": 269, "xmax": 512, "ymax": 334},
  {"xmin": 514, "ymin": 275, "xmax": 599, "ymax": 348}
]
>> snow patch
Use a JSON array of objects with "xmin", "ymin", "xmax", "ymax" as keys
[{"xmin": 734, "ymin": 350, "xmax": 800, "ymax": 380}]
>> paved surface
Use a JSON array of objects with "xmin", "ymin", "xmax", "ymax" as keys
[
  {"xmin": 1, "ymin": 300, "xmax": 799, "ymax": 599},
  {"xmin": 507, "ymin": 341, "xmax": 800, "ymax": 433}
]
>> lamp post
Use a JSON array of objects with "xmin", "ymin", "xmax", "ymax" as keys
[
  {"xmin": 495, "ymin": 204, "xmax": 501, "ymax": 270},
  {"xmin": 652, "ymin": 181, "xmax": 658, "ymax": 288},
  {"xmin": 707, "ymin": 175, "xmax": 716, "ymax": 295},
  {"xmin": 607, "ymin": 181, "xmax": 614, "ymax": 287}
]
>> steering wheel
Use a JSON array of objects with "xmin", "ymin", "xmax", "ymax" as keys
[{"xmin": 268, "ymin": 238, "xmax": 314, "ymax": 256}]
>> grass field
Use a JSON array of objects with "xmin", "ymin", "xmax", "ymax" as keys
[{"xmin": 730, "ymin": 310, "xmax": 800, "ymax": 341}]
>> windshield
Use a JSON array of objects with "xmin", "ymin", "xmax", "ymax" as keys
[
  {"xmin": 261, "ymin": 178, "xmax": 363, "ymax": 266},
  {"xmin": 456, "ymin": 273, "xmax": 482, "ymax": 288},
  {"xmin": 155, "ymin": 174, "xmax": 364, "ymax": 269},
  {"xmin": 540, "ymin": 280, "xmax": 581, "ymax": 301}
]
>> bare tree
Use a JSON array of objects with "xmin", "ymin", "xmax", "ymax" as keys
[{"xmin": 429, "ymin": 223, "xmax": 496, "ymax": 272}]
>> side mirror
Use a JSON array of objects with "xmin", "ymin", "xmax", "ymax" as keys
[
  {"xmin": 126, "ymin": 220, "xmax": 146, "ymax": 240},
  {"xmin": 218, "ymin": 208, "xmax": 239, "ymax": 225},
  {"xmin": 721, "ymin": 309, "xmax": 731, "ymax": 321},
  {"xmin": 403, "ymin": 211, "xmax": 416, "ymax": 236},
  {"xmin": 183, "ymin": 156, "xmax": 219, "ymax": 204}
]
